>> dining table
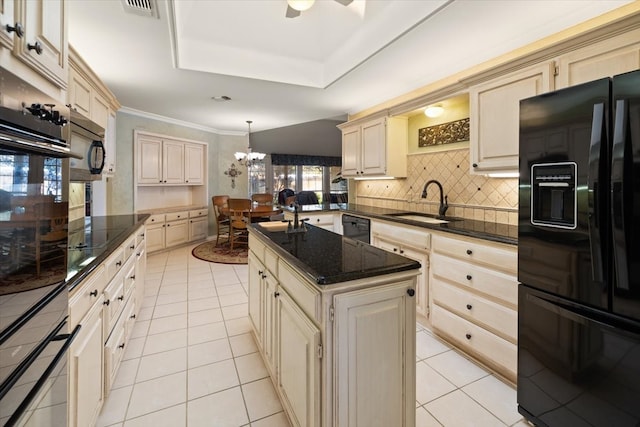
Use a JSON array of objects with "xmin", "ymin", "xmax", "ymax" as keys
[{"xmin": 220, "ymin": 203, "xmax": 283, "ymax": 220}]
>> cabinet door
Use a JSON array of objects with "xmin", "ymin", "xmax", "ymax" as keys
[
  {"xmin": 103, "ymin": 111, "xmax": 117, "ymax": 176},
  {"xmin": 397, "ymin": 245, "xmax": 429, "ymax": 320},
  {"xmin": 342, "ymin": 126, "xmax": 361, "ymax": 177},
  {"xmin": 334, "ymin": 283, "xmax": 415, "ymax": 427},
  {"xmin": 469, "ymin": 62, "xmax": 554, "ymax": 174},
  {"xmin": 137, "ymin": 135, "xmax": 163, "ymax": 184},
  {"xmin": 163, "ymin": 140, "xmax": 185, "ymax": 184},
  {"xmin": 360, "ymin": 118, "xmax": 386, "ymax": 175},
  {"xmin": 69, "ymin": 69, "xmax": 92, "ymax": 117},
  {"xmin": 0, "ymin": 0, "xmax": 15, "ymax": 49},
  {"xmin": 91, "ymin": 93, "xmax": 110, "ymax": 129},
  {"xmin": 145, "ymin": 222, "xmax": 165, "ymax": 253},
  {"xmin": 184, "ymin": 143, "xmax": 204, "ymax": 185},
  {"xmin": 188, "ymin": 217, "xmax": 207, "ymax": 241},
  {"xmin": 134, "ymin": 238, "xmax": 146, "ymax": 316},
  {"xmin": 15, "ymin": 0, "xmax": 67, "ymax": 88},
  {"xmin": 165, "ymin": 219, "xmax": 188, "ymax": 247},
  {"xmin": 277, "ymin": 289, "xmax": 321, "ymax": 427},
  {"xmin": 556, "ymin": 29, "xmax": 640, "ymax": 88},
  {"xmin": 248, "ymin": 252, "xmax": 264, "ymax": 345},
  {"xmin": 69, "ymin": 301, "xmax": 104, "ymax": 427}
]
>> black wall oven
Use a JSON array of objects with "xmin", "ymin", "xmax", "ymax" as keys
[{"xmin": 0, "ymin": 75, "xmax": 79, "ymax": 426}]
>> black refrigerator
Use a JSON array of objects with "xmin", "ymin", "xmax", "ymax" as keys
[{"xmin": 518, "ymin": 69, "xmax": 640, "ymax": 426}]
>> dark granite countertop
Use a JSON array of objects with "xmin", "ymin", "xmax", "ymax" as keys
[
  {"xmin": 283, "ymin": 203, "xmax": 517, "ymax": 245},
  {"xmin": 251, "ymin": 223, "xmax": 421, "ymax": 285},
  {"xmin": 66, "ymin": 214, "xmax": 149, "ymax": 292}
]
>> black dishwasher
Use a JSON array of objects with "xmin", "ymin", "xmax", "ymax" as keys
[{"xmin": 341, "ymin": 214, "xmax": 370, "ymax": 244}]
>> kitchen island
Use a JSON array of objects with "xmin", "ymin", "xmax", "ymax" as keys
[{"xmin": 248, "ymin": 223, "xmax": 420, "ymax": 427}]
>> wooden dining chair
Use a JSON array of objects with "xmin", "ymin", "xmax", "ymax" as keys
[
  {"xmin": 21, "ymin": 201, "xmax": 68, "ymax": 277},
  {"xmin": 227, "ymin": 198, "xmax": 252, "ymax": 249},
  {"xmin": 212, "ymin": 195, "xmax": 230, "ymax": 246},
  {"xmin": 251, "ymin": 193, "xmax": 273, "ymax": 222}
]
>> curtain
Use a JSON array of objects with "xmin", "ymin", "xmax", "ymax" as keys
[{"xmin": 271, "ymin": 153, "xmax": 341, "ymax": 166}]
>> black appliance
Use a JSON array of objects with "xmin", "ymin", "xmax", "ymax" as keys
[
  {"xmin": 518, "ymin": 69, "xmax": 640, "ymax": 426},
  {"xmin": 68, "ymin": 110, "xmax": 106, "ymax": 181},
  {"xmin": 0, "ymin": 86, "xmax": 78, "ymax": 426},
  {"xmin": 342, "ymin": 214, "xmax": 370, "ymax": 243}
]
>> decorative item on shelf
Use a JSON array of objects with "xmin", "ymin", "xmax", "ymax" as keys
[
  {"xmin": 224, "ymin": 163, "xmax": 242, "ymax": 188},
  {"xmin": 234, "ymin": 120, "xmax": 266, "ymax": 168},
  {"xmin": 418, "ymin": 117, "xmax": 470, "ymax": 147}
]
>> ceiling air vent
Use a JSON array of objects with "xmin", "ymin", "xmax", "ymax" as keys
[{"xmin": 122, "ymin": 0, "xmax": 158, "ymax": 18}]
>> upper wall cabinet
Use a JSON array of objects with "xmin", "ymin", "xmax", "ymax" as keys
[
  {"xmin": 0, "ymin": 0, "xmax": 16, "ymax": 50},
  {"xmin": 340, "ymin": 116, "xmax": 408, "ymax": 178},
  {"xmin": 555, "ymin": 28, "xmax": 640, "ymax": 89},
  {"xmin": 14, "ymin": 0, "xmax": 68, "ymax": 89},
  {"xmin": 469, "ymin": 62, "xmax": 554, "ymax": 175},
  {"xmin": 135, "ymin": 132, "xmax": 205, "ymax": 186}
]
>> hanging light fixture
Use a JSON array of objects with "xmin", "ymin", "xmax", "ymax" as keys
[
  {"xmin": 424, "ymin": 104, "xmax": 444, "ymax": 118},
  {"xmin": 287, "ymin": 0, "xmax": 315, "ymax": 12},
  {"xmin": 235, "ymin": 120, "xmax": 266, "ymax": 167}
]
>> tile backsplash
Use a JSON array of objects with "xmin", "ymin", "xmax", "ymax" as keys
[{"xmin": 355, "ymin": 148, "xmax": 519, "ymax": 226}]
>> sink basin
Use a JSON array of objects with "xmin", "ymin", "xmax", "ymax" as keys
[
  {"xmin": 392, "ymin": 215, "xmax": 449, "ymax": 224},
  {"xmin": 258, "ymin": 221, "xmax": 289, "ymax": 232}
]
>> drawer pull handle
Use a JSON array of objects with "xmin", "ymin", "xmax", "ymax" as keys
[
  {"xmin": 130, "ymin": 275, "xmax": 136, "ymax": 280},
  {"xmin": 118, "ymin": 343, "xmax": 125, "ymax": 349},
  {"xmin": 400, "ymin": 249, "xmax": 404, "ymax": 254},
  {"xmin": 465, "ymin": 333, "xmax": 472, "ymax": 340},
  {"xmin": 118, "ymin": 295, "xmax": 124, "ymax": 301},
  {"xmin": 130, "ymin": 245, "xmax": 135, "ymax": 249},
  {"xmin": 466, "ymin": 304, "xmax": 472, "ymax": 310},
  {"xmin": 274, "ymin": 291, "xmax": 280, "ymax": 298},
  {"xmin": 466, "ymin": 249, "xmax": 473, "ymax": 255},
  {"xmin": 393, "ymin": 248, "xmax": 397, "ymax": 252},
  {"xmin": 466, "ymin": 275, "xmax": 472, "ymax": 280},
  {"xmin": 261, "ymin": 273, "xmax": 267, "ymax": 279},
  {"xmin": 137, "ymin": 252, "xmax": 141, "ymax": 257},
  {"xmin": 258, "ymin": 270, "xmax": 263, "ymax": 275},
  {"xmin": 130, "ymin": 314, "xmax": 136, "ymax": 319},
  {"xmin": 6, "ymin": 23, "xmax": 24, "ymax": 37},
  {"xmin": 407, "ymin": 289, "xmax": 415, "ymax": 297},
  {"xmin": 116, "ymin": 261, "xmax": 122, "ymax": 267},
  {"xmin": 90, "ymin": 289, "xmax": 98, "ymax": 297},
  {"xmin": 27, "ymin": 41, "xmax": 43, "ymax": 55},
  {"xmin": 104, "ymin": 299, "xmax": 110, "ymax": 306}
]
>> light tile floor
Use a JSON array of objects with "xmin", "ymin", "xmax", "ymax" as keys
[{"xmin": 97, "ymin": 243, "xmax": 528, "ymax": 427}]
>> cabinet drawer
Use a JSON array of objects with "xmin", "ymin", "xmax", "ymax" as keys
[
  {"xmin": 104, "ymin": 304, "xmax": 128, "ymax": 395},
  {"xmin": 123, "ymin": 259, "xmax": 136, "ymax": 296},
  {"xmin": 432, "ymin": 279, "xmax": 517, "ymax": 342},
  {"xmin": 249, "ymin": 233, "xmax": 266, "ymax": 262},
  {"xmin": 264, "ymin": 247, "xmax": 278, "ymax": 276},
  {"xmin": 278, "ymin": 261, "xmax": 320, "ymax": 323},
  {"xmin": 432, "ymin": 234, "xmax": 516, "ymax": 273},
  {"xmin": 103, "ymin": 277, "xmax": 126, "ymax": 338},
  {"xmin": 69, "ymin": 266, "xmax": 107, "ymax": 327},
  {"xmin": 431, "ymin": 252, "xmax": 517, "ymax": 307},
  {"xmin": 123, "ymin": 234, "xmax": 137, "ymax": 260},
  {"xmin": 431, "ymin": 304, "xmax": 516, "ymax": 382},
  {"xmin": 165, "ymin": 211, "xmax": 188, "ymax": 222},
  {"xmin": 147, "ymin": 214, "xmax": 165, "ymax": 224},
  {"xmin": 371, "ymin": 220, "xmax": 431, "ymax": 251},
  {"xmin": 104, "ymin": 247, "xmax": 125, "ymax": 283},
  {"xmin": 136, "ymin": 226, "xmax": 146, "ymax": 246},
  {"xmin": 305, "ymin": 213, "xmax": 333, "ymax": 225},
  {"xmin": 189, "ymin": 209, "xmax": 207, "ymax": 218}
]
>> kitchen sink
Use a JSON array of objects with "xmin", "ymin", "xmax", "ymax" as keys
[{"xmin": 384, "ymin": 212, "xmax": 461, "ymax": 225}]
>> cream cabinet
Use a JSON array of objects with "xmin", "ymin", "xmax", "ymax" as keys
[
  {"xmin": 188, "ymin": 208, "xmax": 208, "ymax": 241},
  {"xmin": 0, "ymin": 0, "xmax": 16, "ymax": 50},
  {"xmin": 339, "ymin": 116, "xmax": 408, "ymax": 178},
  {"xmin": 371, "ymin": 219, "xmax": 430, "ymax": 320},
  {"xmin": 145, "ymin": 214, "xmax": 165, "ymax": 253},
  {"xmin": 469, "ymin": 62, "xmax": 554, "ymax": 175},
  {"xmin": 555, "ymin": 28, "xmax": 640, "ymax": 89},
  {"xmin": 134, "ymin": 228, "xmax": 147, "ymax": 317},
  {"xmin": 249, "ymin": 231, "xmax": 417, "ymax": 427},
  {"xmin": 103, "ymin": 111, "xmax": 117, "ymax": 176},
  {"xmin": 165, "ymin": 211, "xmax": 189, "ymax": 247},
  {"xmin": 136, "ymin": 132, "xmax": 206, "ymax": 186},
  {"xmin": 430, "ymin": 232, "xmax": 518, "ymax": 382},
  {"xmin": 283, "ymin": 211, "xmax": 338, "ymax": 232}
]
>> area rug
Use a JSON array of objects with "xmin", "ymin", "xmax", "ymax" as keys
[{"xmin": 191, "ymin": 241, "xmax": 248, "ymax": 264}]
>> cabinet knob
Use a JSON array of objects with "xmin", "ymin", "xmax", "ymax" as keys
[
  {"xmin": 116, "ymin": 260, "xmax": 122, "ymax": 267},
  {"xmin": 407, "ymin": 289, "xmax": 415, "ymax": 297},
  {"xmin": 399, "ymin": 249, "xmax": 404, "ymax": 254},
  {"xmin": 27, "ymin": 41, "xmax": 43, "ymax": 55},
  {"xmin": 118, "ymin": 295, "xmax": 124, "ymax": 301},
  {"xmin": 393, "ymin": 248, "xmax": 397, "ymax": 252},
  {"xmin": 167, "ymin": 224, "xmax": 170, "ymax": 227},
  {"xmin": 136, "ymin": 252, "xmax": 141, "ymax": 257},
  {"xmin": 6, "ymin": 22, "xmax": 24, "ymax": 37},
  {"xmin": 104, "ymin": 299, "xmax": 110, "ymax": 306},
  {"xmin": 130, "ymin": 244, "xmax": 135, "ymax": 249},
  {"xmin": 274, "ymin": 291, "xmax": 280, "ymax": 298},
  {"xmin": 466, "ymin": 275, "xmax": 472, "ymax": 280},
  {"xmin": 472, "ymin": 163, "xmax": 478, "ymax": 168},
  {"xmin": 118, "ymin": 343, "xmax": 125, "ymax": 349},
  {"xmin": 130, "ymin": 314, "xmax": 136, "ymax": 319},
  {"xmin": 466, "ymin": 304, "xmax": 472, "ymax": 310},
  {"xmin": 258, "ymin": 270, "xmax": 263, "ymax": 275},
  {"xmin": 130, "ymin": 275, "xmax": 136, "ymax": 280},
  {"xmin": 466, "ymin": 249, "xmax": 473, "ymax": 255},
  {"xmin": 465, "ymin": 333, "xmax": 472, "ymax": 340},
  {"xmin": 89, "ymin": 289, "xmax": 98, "ymax": 297},
  {"xmin": 262, "ymin": 273, "xmax": 267, "ymax": 279}
]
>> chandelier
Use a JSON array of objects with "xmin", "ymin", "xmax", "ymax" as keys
[{"xmin": 235, "ymin": 120, "xmax": 266, "ymax": 167}]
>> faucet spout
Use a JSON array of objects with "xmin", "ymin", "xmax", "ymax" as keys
[{"xmin": 421, "ymin": 179, "xmax": 449, "ymax": 217}]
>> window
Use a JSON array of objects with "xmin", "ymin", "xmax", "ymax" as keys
[{"xmin": 0, "ymin": 154, "xmax": 63, "ymax": 201}]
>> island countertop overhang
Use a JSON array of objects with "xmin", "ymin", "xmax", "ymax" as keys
[{"xmin": 249, "ymin": 223, "xmax": 420, "ymax": 285}]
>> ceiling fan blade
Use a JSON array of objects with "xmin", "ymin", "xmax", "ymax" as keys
[
  {"xmin": 285, "ymin": 5, "xmax": 301, "ymax": 18},
  {"xmin": 334, "ymin": 0, "xmax": 353, "ymax": 5}
]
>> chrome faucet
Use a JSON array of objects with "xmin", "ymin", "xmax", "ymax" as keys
[
  {"xmin": 287, "ymin": 203, "xmax": 308, "ymax": 234},
  {"xmin": 421, "ymin": 180, "xmax": 449, "ymax": 217}
]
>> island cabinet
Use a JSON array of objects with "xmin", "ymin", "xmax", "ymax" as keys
[
  {"xmin": 429, "ymin": 232, "xmax": 518, "ymax": 383},
  {"xmin": 283, "ymin": 211, "xmax": 339, "ymax": 232},
  {"xmin": 68, "ymin": 225, "xmax": 146, "ymax": 427},
  {"xmin": 248, "ymin": 227, "xmax": 418, "ymax": 427},
  {"xmin": 370, "ymin": 219, "xmax": 431, "ymax": 320},
  {"xmin": 339, "ymin": 116, "xmax": 408, "ymax": 178}
]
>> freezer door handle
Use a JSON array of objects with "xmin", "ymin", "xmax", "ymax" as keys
[
  {"xmin": 588, "ymin": 102, "xmax": 605, "ymax": 283},
  {"xmin": 611, "ymin": 99, "xmax": 630, "ymax": 291}
]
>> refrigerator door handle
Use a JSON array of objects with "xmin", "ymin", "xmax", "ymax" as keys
[
  {"xmin": 588, "ymin": 102, "xmax": 605, "ymax": 283},
  {"xmin": 611, "ymin": 98, "xmax": 629, "ymax": 291}
]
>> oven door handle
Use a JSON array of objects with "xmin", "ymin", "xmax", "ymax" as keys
[
  {"xmin": 3, "ymin": 323, "xmax": 81, "ymax": 427},
  {"xmin": 587, "ymin": 102, "xmax": 605, "ymax": 283}
]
